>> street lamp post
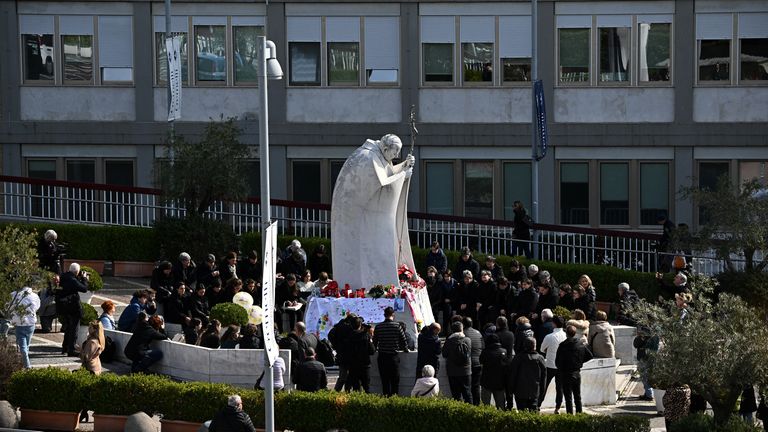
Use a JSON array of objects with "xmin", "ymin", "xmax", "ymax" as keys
[
  {"xmin": 530, "ymin": 0, "xmax": 539, "ymax": 259},
  {"xmin": 257, "ymin": 35, "xmax": 282, "ymax": 432}
]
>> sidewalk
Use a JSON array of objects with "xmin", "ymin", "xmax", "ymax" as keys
[{"xmin": 21, "ymin": 278, "xmax": 668, "ymax": 431}]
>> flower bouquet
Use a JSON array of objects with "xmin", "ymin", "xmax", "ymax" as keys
[{"xmin": 321, "ymin": 281, "xmax": 340, "ymax": 298}]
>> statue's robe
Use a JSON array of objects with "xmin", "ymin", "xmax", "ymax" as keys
[{"xmin": 331, "ymin": 139, "xmax": 415, "ymax": 290}]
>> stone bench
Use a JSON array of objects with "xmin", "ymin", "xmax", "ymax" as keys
[
  {"xmin": 367, "ymin": 351, "xmax": 620, "ymax": 407},
  {"xmin": 613, "ymin": 324, "xmax": 638, "ymax": 366},
  {"xmin": 102, "ymin": 329, "xmax": 292, "ymax": 389}
]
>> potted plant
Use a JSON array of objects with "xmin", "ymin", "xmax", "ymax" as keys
[
  {"xmin": 76, "ymin": 302, "xmax": 100, "ymax": 346},
  {"xmin": 209, "ymin": 302, "xmax": 249, "ymax": 327},
  {"xmin": 8, "ymin": 367, "xmax": 96, "ymax": 431},
  {"xmin": 78, "ymin": 265, "xmax": 104, "ymax": 305}
]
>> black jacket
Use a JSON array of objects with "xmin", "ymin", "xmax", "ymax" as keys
[
  {"xmin": 476, "ymin": 279, "xmax": 497, "ymax": 309},
  {"xmin": 56, "ymin": 271, "xmax": 88, "ymax": 316},
  {"xmin": 124, "ymin": 320, "xmax": 168, "ymax": 361},
  {"xmin": 513, "ymin": 207, "xmax": 532, "ymax": 240},
  {"xmin": 416, "ymin": 329, "xmax": 441, "ymax": 372},
  {"xmin": 555, "ymin": 337, "xmax": 594, "ymax": 373},
  {"xmin": 464, "ymin": 327, "xmax": 484, "ymax": 367},
  {"xmin": 515, "ymin": 288, "xmax": 538, "ymax": 317},
  {"xmin": 294, "ymin": 359, "xmax": 328, "ymax": 392},
  {"xmin": 442, "ymin": 333, "xmax": 471, "ymax": 377},
  {"xmin": 574, "ymin": 296, "xmax": 596, "ymax": 320},
  {"xmin": 479, "ymin": 342, "xmax": 508, "ymax": 390},
  {"xmin": 150, "ymin": 268, "xmax": 174, "ymax": 302},
  {"xmin": 185, "ymin": 294, "xmax": 210, "ymax": 326},
  {"xmin": 209, "ymin": 406, "xmax": 256, "ymax": 432},
  {"xmin": 307, "ymin": 253, "xmax": 332, "ymax": 278},
  {"xmin": 237, "ymin": 259, "xmax": 262, "ymax": 283},
  {"xmin": 172, "ymin": 261, "xmax": 197, "ymax": 290},
  {"xmin": 507, "ymin": 351, "xmax": 547, "ymax": 399},
  {"xmin": 425, "ymin": 249, "xmax": 448, "ymax": 274},
  {"xmin": 496, "ymin": 328, "xmax": 516, "ymax": 358},
  {"xmin": 162, "ymin": 292, "xmax": 189, "ymax": 325},
  {"xmin": 453, "ymin": 280, "xmax": 478, "ymax": 310},
  {"xmin": 346, "ymin": 329, "xmax": 375, "ymax": 367},
  {"xmin": 328, "ymin": 318, "xmax": 354, "ymax": 364},
  {"xmin": 455, "ymin": 257, "xmax": 481, "ymax": 281},
  {"xmin": 514, "ymin": 323, "xmax": 534, "ymax": 355}
]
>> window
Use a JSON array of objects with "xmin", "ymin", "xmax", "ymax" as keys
[
  {"xmin": 289, "ymin": 42, "xmax": 321, "ymax": 86},
  {"xmin": 423, "ymin": 44, "xmax": 453, "ymax": 83},
  {"xmin": 502, "ymin": 58, "xmax": 531, "ymax": 82},
  {"xmin": 698, "ymin": 40, "xmax": 730, "ymax": 81},
  {"xmin": 155, "ymin": 32, "xmax": 189, "ymax": 84},
  {"xmin": 559, "ymin": 28, "xmax": 590, "ymax": 83},
  {"xmin": 66, "ymin": 160, "xmax": 96, "ymax": 221},
  {"xmin": 503, "ymin": 162, "xmax": 531, "ymax": 220},
  {"xmin": 22, "ymin": 34, "xmax": 55, "ymax": 82},
  {"xmin": 560, "ymin": 162, "xmax": 589, "ymax": 224},
  {"xmin": 234, "ymin": 26, "xmax": 263, "ymax": 84},
  {"xmin": 639, "ymin": 22, "xmax": 671, "ymax": 82},
  {"xmin": 600, "ymin": 163, "xmax": 629, "ymax": 225},
  {"xmin": 27, "ymin": 160, "xmax": 57, "ymax": 218},
  {"xmin": 500, "ymin": 16, "xmax": 532, "ymax": 84},
  {"xmin": 105, "ymin": 160, "xmax": 135, "ymax": 224},
  {"xmin": 463, "ymin": 43, "xmax": 493, "ymax": 83},
  {"xmin": 739, "ymin": 161, "xmax": 767, "ymax": 187},
  {"xmin": 195, "ymin": 25, "xmax": 226, "ymax": 83},
  {"xmin": 464, "ymin": 161, "xmax": 493, "ymax": 218},
  {"xmin": 328, "ymin": 42, "xmax": 359, "ymax": 86},
  {"xmin": 62, "ymin": 35, "xmax": 93, "ymax": 82},
  {"xmin": 599, "ymin": 26, "xmax": 630, "ymax": 83},
  {"xmin": 364, "ymin": 17, "xmax": 399, "ymax": 85},
  {"xmin": 98, "ymin": 16, "xmax": 133, "ymax": 83},
  {"xmin": 640, "ymin": 163, "xmax": 668, "ymax": 225},
  {"xmin": 740, "ymin": 39, "xmax": 768, "ymax": 81},
  {"xmin": 698, "ymin": 161, "xmax": 729, "ymax": 224},
  {"xmin": 292, "ymin": 161, "xmax": 322, "ymax": 203},
  {"xmin": 426, "ymin": 162, "xmax": 454, "ymax": 215}
]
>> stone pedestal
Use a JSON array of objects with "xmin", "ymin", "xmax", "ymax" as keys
[{"xmin": 614, "ymin": 325, "xmax": 638, "ymax": 365}]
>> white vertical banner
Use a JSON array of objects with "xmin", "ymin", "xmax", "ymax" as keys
[
  {"xmin": 166, "ymin": 35, "xmax": 182, "ymax": 122},
  {"xmin": 261, "ymin": 221, "xmax": 279, "ymax": 366}
]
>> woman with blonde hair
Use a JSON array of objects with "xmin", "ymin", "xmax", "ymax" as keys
[
  {"xmin": 81, "ymin": 321, "xmax": 105, "ymax": 375},
  {"xmin": 566, "ymin": 309, "xmax": 590, "ymax": 344},
  {"xmin": 577, "ymin": 275, "xmax": 597, "ymax": 302}
]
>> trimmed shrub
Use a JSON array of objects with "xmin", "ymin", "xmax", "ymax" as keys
[
  {"xmin": 81, "ymin": 265, "xmax": 103, "ymax": 292},
  {"xmin": 160, "ymin": 381, "xmax": 236, "ymax": 422},
  {"xmin": 209, "ymin": 302, "xmax": 248, "ymax": 327},
  {"xmin": 0, "ymin": 339, "xmax": 23, "ymax": 400},
  {"xmin": 80, "ymin": 302, "xmax": 99, "ymax": 325},
  {"xmin": 7, "ymin": 367, "xmax": 96, "ymax": 412},
  {"xmin": 669, "ymin": 413, "xmax": 762, "ymax": 432},
  {"xmin": 716, "ymin": 271, "xmax": 768, "ymax": 317},
  {"xmin": 153, "ymin": 215, "xmax": 238, "ymax": 264},
  {"xmin": 89, "ymin": 373, "xmax": 167, "ymax": 416}
]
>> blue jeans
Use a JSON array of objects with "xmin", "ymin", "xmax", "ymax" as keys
[{"xmin": 15, "ymin": 325, "xmax": 35, "ymax": 368}]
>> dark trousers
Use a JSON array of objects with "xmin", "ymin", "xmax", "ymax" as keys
[
  {"xmin": 448, "ymin": 375, "xmax": 472, "ymax": 403},
  {"xmin": 434, "ymin": 303, "xmax": 453, "ymax": 336},
  {"xmin": 516, "ymin": 396, "xmax": 539, "ymax": 411},
  {"xmin": 540, "ymin": 367, "xmax": 563, "ymax": 410},
  {"xmin": 470, "ymin": 365, "xmax": 482, "ymax": 406},
  {"xmin": 378, "ymin": 353, "xmax": 400, "ymax": 396},
  {"xmin": 131, "ymin": 349, "xmax": 163, "ymax": 374},
  {"xmin": 334, "ymin": 364, "xmax": 349, "ymax": 391},
  {"xmin": 560, "ymin": 371, "xmax": 582, "ymax": 414},
  {"xmin": 347, "ymin": 366, "xmax": 371, "ymax": 393},
  {"xmin": 513, "ymin": 239, "xmax": 532, "ymax": 259},
  {"xmin": 60, "ymin": 313, "xmax": 79, "ymax": 354}
]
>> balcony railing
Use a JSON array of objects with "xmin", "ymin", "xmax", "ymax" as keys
[{"xmin": 0, "ymin": 175, "xmax": 678, "ymax": 272}]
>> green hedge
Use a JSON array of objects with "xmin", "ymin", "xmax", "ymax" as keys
[
  {"xmin": 668, "ymin": 414, "xmax": 762, "ymax": 432},
  {"xmin": 209, "ymin": 302, "xmax": 248, "ymax": 327},
  {"xmin": 7, "ymin": 369, "xmax": 650, "ymax": 431},
  {"xmin": 81, "ymin": 265, "xmax": 103, "ymax": 291}
]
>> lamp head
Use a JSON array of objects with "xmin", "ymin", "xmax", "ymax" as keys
[{"xmin": 265, "ymin": 40, "xmax": 283, "ymax": 80}]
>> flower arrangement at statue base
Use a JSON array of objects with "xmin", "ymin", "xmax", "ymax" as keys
[{"xmin": 316, "ymin": 265, "xmax": 426, "ymax": 299}]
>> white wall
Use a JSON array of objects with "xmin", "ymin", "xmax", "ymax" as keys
[
  {"xmin": 21, "ymin": 87, "xmax": 135, "ymax": 121},
  {"xmin": 286, "ymin": 88, "xmax": 401, "ymax": 123},
  {"xmin": 419, "ymin": 88, "xmax": 531, "ymax": 123},
  {"xmin": 554, "ymin": 88, "xmax": 675, "ymax": 123},
  {"xmin": 153, "ymin": 88, "xmax": 261, "ymax": 122},
  {"xmin": 693, "ymin": 88, "xmax": 768, "ymax": 122}
]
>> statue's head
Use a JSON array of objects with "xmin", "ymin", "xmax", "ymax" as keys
[{"xmin": 379, "ymin": 134, "xmax": 402, "ymax": 162}]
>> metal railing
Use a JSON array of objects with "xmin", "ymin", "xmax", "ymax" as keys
[{"xmin": 1, "ymin": 175, "xmax": 673, "ymax": 271}]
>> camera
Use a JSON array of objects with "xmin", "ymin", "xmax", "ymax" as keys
[{"xmin": 78, "ymin": 270, "xmax": 90, "ymax": 280}]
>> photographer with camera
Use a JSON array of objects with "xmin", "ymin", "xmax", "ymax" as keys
[
  {"xmin": 37, "ymin": 229, "xmax": 65, "ymax": 274},
  {"xmin": 57, "ymin": 262, "xmax": 89, "ymax": 356}
]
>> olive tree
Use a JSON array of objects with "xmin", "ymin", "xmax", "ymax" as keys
[
  {"xmin": 679, "ymin": 176, "xmax": 768, "ymax": 272},
  {"xmin": 626, "ymin": 276, "xmax": 768, "ymax": 425},
  {"xmin": 0, "ymin": 226, "xmax": 49, "ymax": 326}
]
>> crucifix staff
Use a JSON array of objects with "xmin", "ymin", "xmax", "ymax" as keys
[{"xmin": 408, "ymin": 105, "xmax": 418, "ymax": 157}]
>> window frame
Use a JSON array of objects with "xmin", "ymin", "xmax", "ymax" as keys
[
  {"xmin": 61, "ymin": 34, "xmax": 95, "ymax": 85},
  {"xmin": 638, "ymin": 161, "xmax": 671, "ymax": 227},
  {"xmin": 461, "ymin": 42, "xmax": 495, "ymax": 86},
  {"xmin": 154, "ymin": 31, "xmax": 190, "ymax": 86},
  {"xmin": 597, "ymin": 25, "xmax": 632, "ymax": 86},
  {"xmin": 557, "ymin": 26, "xmax": 592, "ymax": 86},
  {"xmin": 21, "ymin": 33, "xmax": 57, "ymax": 85},
  {"xmin": 638, "ymin": 21, "xmax": 673, "ymax": 86},
  {"xmin": 232, "ymin": 25, "xmax": 265, "ymax": 86},
  {"xmin": 696, "ymin": 38, "xmax": 733, "ymax": 85},
  {"xmin": 326, "ymin": 41, "xmax": 361, "ymax": 87},
  {"xmin": 737, "ymin": 37, "xmax": 768, "ymax": 84},
  {"xmin": 558, "ymin": 161, "xmax": 592, "ymax": 225},
  {"xmin": 288, "ymin": 41, "xmax": 322, "ymax": 87},
  {"xmin": 422, "ymin": 42, "xmax": 455, "ymax": 86}
]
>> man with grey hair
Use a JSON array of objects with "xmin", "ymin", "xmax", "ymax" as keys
[
  {"xmin": 617, "ymin": 282, "xmax": 640, "ymax": 326},
  {"xmin": 56, "ymin": 262, "xmax": 89, "ymax": 356},
  {"xmin": 173, "ymin": 252, "xmax": 196, "ymax": 292},
  {"xmin": 656, "ymin": 271, "xmax": 690, "ymax": 295},
  {"xmin": 37, "ymin": 228, "xmax": 62, "ymax": 273},
  {"xmin": 209, "ymin": 394, "xmax": 256, "ymax": 432}
]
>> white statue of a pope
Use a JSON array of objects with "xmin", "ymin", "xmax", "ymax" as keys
[{"xmin": 331, "ymin": 134, "xmax": 416, "ymax": 291}]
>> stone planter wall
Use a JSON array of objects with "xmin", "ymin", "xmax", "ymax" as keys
[
  {"xmin": 20, "ymin": 409, "xmax": 80, "ymax": 431},
  {"xmin": 113, "ymin": 261, "xmax": 155, "ymax": 278}
]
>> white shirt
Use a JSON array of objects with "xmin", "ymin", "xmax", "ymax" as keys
[
  {"xmin": 9, "ymin": 287, "xmax": 41, "ymax": 327},
  {"xmin": 540, "ymin": 327, "xmax": 567, "ymax": 369},
  {"xmin": 259, "ymin": 356, "xmax": 286, "ymax": 390}
]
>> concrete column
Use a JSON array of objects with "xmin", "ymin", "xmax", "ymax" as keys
[
  {"xmin": 674, "ymin": 146, "xmax": 694, "ymax": 226},
  {"xmin": 537, "ymin": 0, "xmax": 557, "ymax": 224},
  {"xmin": 0, "ymin": 1, "xmax": 20, "ymax": 123},
  {"xmin": 133, "ymin": 2, "xmax": 154, "ymax": 123},
  {"xmin": 674, "ymin": 0, "xmax": 694, "ymax": 124},
  {"xmin": 266, "ymin": 2, "xmax": 287, "ymax": 126},
  {"xmin": 401, "ymin": 3, "xmax": 420, "ymax": 212}
]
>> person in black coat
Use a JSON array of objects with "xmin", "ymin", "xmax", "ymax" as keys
[
  {"xmin": 186, "ymin": 285, "xmax": 210, "ymax": 326},
  {"xmin": 124, "ymin": 313, "xmax": 168, "ymax": 373},
  {"xmin": 476, "ymin": 270, "xmax": 498, "ymax": 327},
  {"xmin": 512, "ymin": 201, "xmax": 532, "ymax": 258},
  {"xmin": 416, "ymin": 323, "xmax": 442, "ymax": 377},
  {"xmin": 514, "ymin": 316, "xmax": 534, "ymax": 355},
  {"xmin": 436, "ymin": 271, "xmax": 458, "ymax": 335},
  {"xmin": 57, "ymin": 263, "xmax": 89, "ymax": 356},
  {"xmin": 237, "ymin": 251, "xmax": 262, "ymax": 285},
  {"xmin": 345, "ymin": 317, "xmax": 376, "ymax": 393},
  {"xmin": 206, "ymin": 278, "xmax": 225, "ymax": 309},
  {"xmin": 239, "ymin": 323, "xmax": 261, "ymax": 349},
  {"xmin": 294, "ymin": 347, "xmax": 328, "ymax": 392},
  {"xmin": 494, "ymin": 277, "xmax": 512, "ymax": 320},
  {"xmin": 37, "ymin": 229, "xmax": 62, "ymax": 274},
  {"xmin": 463, "ymin": 316, "xmax": 485, "ymax": 406},
  {"xmin": 573, "ymin": 286, "xmax": 596, "ymax": 320},
  {"xmin": 555, "ymin": 325, "xmax": 594, "ymax": 414},
  {"xmin": 482, "ymin": 256, "xmax": 505, "ymax": 282},
  {"xmin": 507, "ymin": 336, "xmax": 547, "ymax": 411},
  {"xmin": 197, "ymin": 254, "xmax": 221, "ymax": 289},
  {"xmin": 163, "ymin": 283, "xmax": 191, "ymax": 326},
  {"xmin": 208, "ymin": 395, "xmax": 256, "ymax": 432},
  {"xmin": 454, "ymin": 247, "xmax": 481, "ymax": 281},
  {"xmin": 454, "ymin": 270, "xmax": 479, "ymax": 322},
  {"xmin": 425, "ymin": 241, "xmax": 448, "ymax": 274},
  {"xmin": 328, "ymin": 314, "xmax": 355, "ymax": 391},
  {"xmin": 479, "ymin": 334, "xmax": 508, "ymax": 409},
  {"xmin": 514, "ymin": 278, "xmax": 538, "ymax": 321},
  {"xmin": 172, "ymin": 252, "xmax": 197, "ymax": 293},
  {"xmin": 307, "ymin": 244, "xmax": 332, "ymax": 278},
  {"xmin": 219, "ymin": 251, "xmax": 239, "ymax": 286},
  {"xmin": 150, "ymin": 261, "xmax": 175, "ymax": 303},
  {"xmin": 495, "ymin": 316, "xmax": 516, "ymax": 359},
  {"xmin": 442, "ymin": 321, "xmax": 472, "ymax": 403}
]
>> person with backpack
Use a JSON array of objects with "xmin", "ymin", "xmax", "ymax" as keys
[
  {"xmin": 328, "ymin": 313, "xmax": 355, "ymax": 391},
  {"xmin": 442, "ymin": 320, "xmax": 472, "ymax": 403},
  {"xmin": 346, "ymin": 317, "xmax": 376, "ymax": 392},
  {"xmin": 507, "ymin": 337, "xmax": 547, "ymax": 411},
  {"xmin": 416, "ymin": 323, "xmax": 442, "ymax": 378}
]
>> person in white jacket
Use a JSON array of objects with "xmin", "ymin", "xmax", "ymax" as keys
[
  {"xmin": 9, "ymin": 286, "xmax": 41, "ymax": 368},
  {"xmin": 538, "ymin": 316, "xmax": 567, "ymax": 413},
  {"xmin": 411, "ymin": 365, "xmax": 440, "ymax": 398}
]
